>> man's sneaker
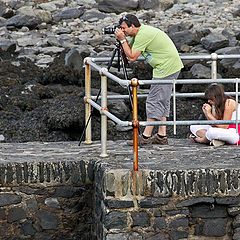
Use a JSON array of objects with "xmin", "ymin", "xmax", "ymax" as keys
[
  {"xmin": 210, "ymin": 139, "xmax": 225, "ymax": 147},
  {"xmin": 127, "ymin": 134, "xmax": 153, "ymax": 146},
  {"xmin": 152, "ymin": 133, "xmax": 169, "ymax": 145}
]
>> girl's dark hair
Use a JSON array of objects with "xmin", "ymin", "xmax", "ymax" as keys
[
  {"xmin": 119, "ymin": 14, "xmax": 141, "ymax": 28},
  {"xmin": 205, "ymin": 83, "xmax": 230, "ymax": 119}
]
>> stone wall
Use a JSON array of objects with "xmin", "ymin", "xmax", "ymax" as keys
[
  {"xmin": 94, "ymin": 169, "xmax": 240, "ymax": 240},
  {"xmin": 1, "ymin": 160, "xmax": 240, "ymax": 239},
  {"xmin": 0, "ymin": 161, "xmax": 94, "ymax": 239}
]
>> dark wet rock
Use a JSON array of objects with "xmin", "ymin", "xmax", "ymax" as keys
[
  {"xmin": 0, "ymin": 2, "xmax": 14, "ymax": 18},
  {"xmin": 0, "ymin": 39, "xmax": 16, "ymax": 52},
  {"xmin": 195, "ymin": 29, "xmax": 211, "ymax": 40},
  {"xmin": 233, "ymin": 7, "xmax": 240, "ymax": 17},
  {"xmin": 236, "ymin": 30, "xmax": 240, "ymax": 41},
  {"xmin": 53, "ymin": 7, "xmax": 85, "ymax": 22},
  {"xmin": 97, "ymin": 0, "xmax": 138, "ymax": 14},
  {"xmin": 0, "ymin": 17, "xmax": 6, "ymax": 27},
  {"xmin": 39, "ymin": 51, "xmax": 85, "ymax": 86},
  {"xmin": 6, "ymin": 14, "xmax": 41, "ymax": 29},
  {"xmin": 201, "ymin": 33, "xmax": 229, "ymax": 52},
  {"xmin": 0, "ymin": 0, "xmax": 239, "ymax": 143},
  {"xmin": 167, "ymin": 22, "xmax": 193, "ymax": 34},
  {"xmin": 216, "ymin": 46, "xmax": 240, "ymax": 77},
  {"xmin": 222, "ymin": 28, "xmax": 239, "ymax": 47},
  {"xmin": 190, "ymin": 63, "xmax": 222, "ymax": 79},
  {"xmin": 169, "ymin": 30, "xmax": 198, "ymax": 51},
  {"xmin": 139, "ymin": 0, "xmax": 160, "ymax": 10},
  {"xmin": 64, "ymin": 47, "xmax": 90, "ymax": 75},
  {"xmin": 81, "ymin": 9, "xmax": 108, "ymax": 22},
  {"xmin": 159, "ymin": 0, "xmax": 175, "ymax": 11}
]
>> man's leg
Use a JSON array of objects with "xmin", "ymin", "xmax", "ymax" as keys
[
  {"xmin": 157, "ymin": 116, "xmax": 167, "ymax": 136},
  {"xmin": 142, "ymin": 118, "xmax": 155, "ymax": 137}
]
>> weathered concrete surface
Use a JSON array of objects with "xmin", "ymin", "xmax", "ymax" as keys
[{"xmin": 0, "ymin": 139, "xmax": 239, "ymax": 170}]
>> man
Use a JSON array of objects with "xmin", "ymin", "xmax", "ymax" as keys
[{"xmin": 115, "ymin": 14, "xmax": 183, "ymax": 145}]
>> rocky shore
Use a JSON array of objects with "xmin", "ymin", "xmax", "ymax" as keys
[{"xmin": 0, "ymin": 0, "xmax": 240, "ymax": 143}]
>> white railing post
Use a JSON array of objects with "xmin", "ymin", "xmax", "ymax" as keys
[
  {"xmin": 100, "ymin": 68, "xmax": 108, "ymax": 157},
  {"xmin": 173, "ymin": 78, "xmax": 177, "ymax": 135},
  {"xmin": 236, "ymin": 78, "xmax": 239, "ymax": 145},
  {"xmin": 211, "ymin": 53, "xmax": 218, "ymax": 80}
]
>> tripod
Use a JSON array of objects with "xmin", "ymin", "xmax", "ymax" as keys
[
  {"xmin": 107, "ymin": 40, "xmax": 133, "ymax": 107},
  {"xmin": 78, "ymin": 40, "xmax": 133, "ymax": 146}
]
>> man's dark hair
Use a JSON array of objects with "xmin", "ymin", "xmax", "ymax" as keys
[{"xmin": 119, "ymin": 14, "xmax": 141, "ymax": 28}]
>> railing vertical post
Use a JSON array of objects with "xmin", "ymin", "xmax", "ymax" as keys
[
  {"xmin": 173, "ymin": 78, "xmax": 176, "ymax": 135},
  {"xmin": 100, "ymin": 69, "xmax": 108, "ymax": 157},
  {"xmin": 236, "ymin": 78, "xmax": 239, "ymax": 145},
  {"xmin": 131, "ymin": 78, "xmax": 139, "ymax": 172},
  {"xmin": 211, "ymin": 53, "xmax": 218, "ymax": 80},
  {"xmin": 84, "ymin": 58, "xmax": 92, "ymax": 144}
]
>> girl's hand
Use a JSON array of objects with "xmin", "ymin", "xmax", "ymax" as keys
[{"xmin": 202, "ymin": 103, "xmax": 212, "ymax": 115}]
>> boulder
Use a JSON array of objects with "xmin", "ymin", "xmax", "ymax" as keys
[
  {"xmin": 190, "ymin": 63, "xmax": 221, "ymax": 79},
  {"xmin": 216, "ymin": 46, "xmax": 240, "ymax": 77},
  {"xmin": 159, "ymin": 0, "xmax": 175, "ymax": 11},
  {"xmin": 222, "ymin": 28, "xmax": 238, "ymax": 47},
  {"xmin": 97, "ymin": 0, "xmax": 138, "ymax": 14},
  {"xmin": 0, "ymin": 2, "xmax": 14, "ymax": 18},
  {"xmin": 0, "ymin": 39, "xmax": 16, "ymax": 52},
  {"xmin": 233, "ymin": 7, "xmax": 240, "ymax": 17},
  {"xmin": 138, "ymin": 0, "xmax": 160, "ymax": 10},
  {"xmin": 169, "ymin": 30, "xmax": 198, "ymax": 51},
  {"xmin": 201, "ymin": 33, "xmax": 229, "ymax": 52},
  {"xmin": 6, "ymin": 14, "xmax": 41, "ymax": 29},
  {"xmin": 53, "ymin": 7, "xmax": 85, "ymax": 22}
]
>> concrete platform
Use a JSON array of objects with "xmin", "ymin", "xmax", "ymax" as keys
[{"xmin": 0, "ymin": 139, "xmax": 239, "ymax": 171}]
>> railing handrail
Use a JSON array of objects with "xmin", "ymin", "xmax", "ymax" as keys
[
  {"xmin": 89, "ymin": 53, "xmax": 240, "ymax": 63},
  {"xmin": 84, "ymin": 54, "xmax": 240, "ymax": 171}
]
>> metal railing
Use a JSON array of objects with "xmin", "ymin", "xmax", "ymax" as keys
[{"xmin": 83, "ymin": 53, "xmax": 240, "ymax": 171}]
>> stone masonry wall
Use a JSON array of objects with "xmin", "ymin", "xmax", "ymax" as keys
[
  {"xmin": 0, "ymin": 161, "xmax": 94, "ymax": 240},
  {"xmin": 2, "ymin": 159, "xmax": 240, "ymax": 239},
  {"xmin": 94, "ymin": 169, "xmax": 240, "ymax": 240}
]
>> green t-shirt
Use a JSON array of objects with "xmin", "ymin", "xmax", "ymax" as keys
[{"xmin": 131, "ymin": 24, "xmax": 183, "ymax": 78}]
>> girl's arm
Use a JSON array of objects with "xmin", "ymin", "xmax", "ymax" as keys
[
  {"xmin": 204, "ymin": 99, "xmax": 236, "ymax": 128},
  {"xmin": 220, "ymin": 99, "xmax": 236, "ymax": 128}
]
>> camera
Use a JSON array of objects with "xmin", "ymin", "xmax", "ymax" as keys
[{"xmin": 102, "ymin": 25, "xmax": 119, "ymax": 34}]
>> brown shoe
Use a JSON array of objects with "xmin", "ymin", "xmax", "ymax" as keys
[
  {"xmin": 151, "ymin": 133, "xmax": 169, "ymax": 145},
  {"xmin": 127, "ymin": 134, "xmax": 153, "ymax": 146}
]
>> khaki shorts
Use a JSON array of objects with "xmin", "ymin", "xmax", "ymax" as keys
[{"xmin": 146, "ymin": 71, "xmax": 180, "ymax": 119}]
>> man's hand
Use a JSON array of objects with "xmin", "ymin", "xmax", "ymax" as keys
[{"xmin": 114, "ymin": 28, "xmax": 126, "ymax": 41}]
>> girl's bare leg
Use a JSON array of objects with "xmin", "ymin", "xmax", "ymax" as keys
[{"xmin": 194, "ymin": 129, "xmax": 210, "ymax": 144}]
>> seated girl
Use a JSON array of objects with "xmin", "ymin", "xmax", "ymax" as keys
[{"xmin": 190, "ymin": 83, "xmax": 240, "ymax": 146}]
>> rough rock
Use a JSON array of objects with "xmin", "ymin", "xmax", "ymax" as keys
[{"xmin": 0, "ymin": 0, "xmax": 239, "ymax": 142}]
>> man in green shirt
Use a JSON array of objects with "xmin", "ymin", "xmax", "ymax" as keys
[{"xmin": 115, "ymin": 14, "xmax": 183, "ymax": 145}]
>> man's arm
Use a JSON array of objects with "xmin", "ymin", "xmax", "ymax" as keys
[
  {"xmin": 120, "ymin": 40, "xmax": 141, "ymax": 61},
  {"xmin": 115, "ymin": 29, "xmax": 141, "ymax": 61}
]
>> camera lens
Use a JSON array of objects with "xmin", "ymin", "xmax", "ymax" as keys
[{"xmin": 103, "ymin": 25, "xmax": 119, "ymax": 34}]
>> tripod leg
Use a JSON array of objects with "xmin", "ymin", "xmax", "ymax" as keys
[
  {"xmin": 119, "ymin": 50, "xmax": 134, "ymax": 110},
  {"xmin": 78, "ymin": 112, "xmax": 92, "ymax": 146},
  {"xmin": 79, "ymin": 45, "xmax": 119, "ymax": 146},
  {"xmin": 119, "ymin": 48, "xmax": 143, "ymax": 136},
  {"xmin": 78, "ymin": 89, "xmax": 101, "ymax": 146},
  {"xmin": 108, "ymin": 48, "xmax": 118, "ymax": 71}
]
